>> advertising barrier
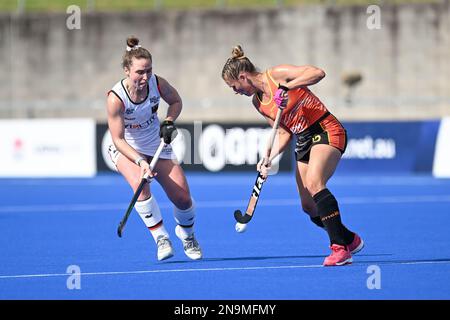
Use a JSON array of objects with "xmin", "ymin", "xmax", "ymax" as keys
[
  {"xmin": 97, "ymin": 119, "xmax": 449, "ymax": 176},
  {"xmin": 339, "ymin": 121, "xmax": 441, "ymax": 174},
  {"xmin": 433, "ymin": 117, "xmax": 450, "ymax": 178},
  {"xmin": 97, "ymin": 122, "xmax": 293, "ymax": 173},
  {"xmin": 0, "ymin": 119, "xmax": 96, "ymax": 177},
  {"xmin": 3, "ymin": 118, "xmax": 445, "ymax": 178}
]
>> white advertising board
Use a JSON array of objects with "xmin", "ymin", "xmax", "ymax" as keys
[
  {"xmin": 433, "ymin": 117, "xmax": 450, "ymax": 178},
  {"xmin": 0, "ymin": 119, "xmax": 96, "ymax": 177}
]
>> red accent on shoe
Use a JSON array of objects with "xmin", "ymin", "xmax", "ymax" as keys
[
  {"xmin": 323, "ymin": 244, "xmax": 352, "ymax": 266},
  {"xmin": 348, "ymin": 233, "xmax": 364, "ymax": 255}
]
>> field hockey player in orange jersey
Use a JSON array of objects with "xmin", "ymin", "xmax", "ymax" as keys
[{"xmin": 221, "ymin": 45, "xmax": 364, "ymax": 266}]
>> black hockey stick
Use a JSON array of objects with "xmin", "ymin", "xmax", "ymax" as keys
[
  {"xmin": 117, "ymin": 139, "xmax": 166, "ymax": 238},
  {"xmin": 234, "ymin": 107, "xmax": 284, "ymax": 224}
]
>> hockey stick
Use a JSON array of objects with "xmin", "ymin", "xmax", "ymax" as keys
[
  {"xmin": 117, "ymin": 139, "xmax": 166, "ymax": 237},
  {"xmin": 234, "ymin": 107, "xmax": 284, "ymax": 224}
]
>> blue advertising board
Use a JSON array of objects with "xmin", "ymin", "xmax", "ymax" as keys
[{"xmin": 337, "ymin": 121, "xmax": 441, "ymax": 174}]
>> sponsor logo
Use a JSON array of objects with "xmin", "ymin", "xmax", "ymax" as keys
[
  {"xmin": 312, "ymin": 134, "xmax": 321, "ymax": 143},
  {"xmin": 321, "ymin": 211, "xmax": 340, "ymax": 221},
  {"xmin": 125, "ymin": 114, "xmax": 156, "ymax": 129},
  {"xmin": 13, "ymin": 138, "xmax": 24, "ymax": 160},
  {"xmin": 343, "ymin": 136, "xmax": 396, "ymax": 159},
  {"xmin": 252, "ymin": 176, "xmax": 265, "ymax": 198},
  {"xmin": 198, "ymin": 125, "xmax": 282, "ymax": 172},
  {"xmin": 99, "ymin": 122, "xmax": 290, "ymax": 173}
]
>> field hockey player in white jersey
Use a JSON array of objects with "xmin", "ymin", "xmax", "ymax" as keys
[{"xmin": 106, "ymin": 36, "xmax": 202, "ymax": 261}]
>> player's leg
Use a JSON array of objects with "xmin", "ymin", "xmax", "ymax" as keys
[
  {"xmin": 295, "ymin": 161, "xmax": 325, "ymax": 230},
  {"xmin": 306, "ymin": 144, "xmax": 356, "ymax": 265},
  {"xmin": 154, "ymin": 159, "xmax": 202, "ymax": 260},
  {"xmin": 111, "ymin": 147, "xmax": 173, "ymax": 261}
]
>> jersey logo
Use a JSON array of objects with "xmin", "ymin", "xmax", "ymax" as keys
[
  {"xmin": 312, "ymin": 134, "xmax": 322, "ymax": 143},
  {"xmin": 125, "ymin": 114, "xmax": 156, "ymax": 129},
  {"xmin": 150, "ymin": 96, "xmax": 159, "ymax": 104},
  {"xmin": 125, "ymin": 107, "xmax": 136, "ymax": 115}
]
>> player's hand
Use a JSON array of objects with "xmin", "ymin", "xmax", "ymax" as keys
[
  {"xmin": 138, "ymin": 159, "xmax": 157, "ymax": 181},
  {"xmin": 160, "ymin": 120, "xmax": 178, "ymax": 144},
  {"xmin": 273, "ymin": 84, "xmax": 289, "ymax": 110},
  {"xmin": 257, "ymin": 157, "xmax": 271, "ymax": 179}
]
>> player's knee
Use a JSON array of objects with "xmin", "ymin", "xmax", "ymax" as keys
[
  {"xmin": 173, "ymin": 195, "xmax": 192, "ymax": 211},
  {"xmin": 130, "ymin": 177, "xmax": 144, "ymax": 192},
  {"xmin": 138, "ymin": 189, "xmax": 151, "ymax": 201},
  {"xmin": 305, "ymin": 179, "xmax": 325, "ymax": 196},
  {"xmin": 134, "ymin": 183, "xmax": 150, "ymax": 200},
  {"xmin": 301, "ymin": 203, "xmax": 317, "ymax": 216}
]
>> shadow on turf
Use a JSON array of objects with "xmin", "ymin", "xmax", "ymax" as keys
[
  {"xmin": 160, "ymin": 253, "xmax": 393, "ymax": 264},
  {"xmin": 352, "ymin": 257, "xmax": 450, "ymax": 266}
]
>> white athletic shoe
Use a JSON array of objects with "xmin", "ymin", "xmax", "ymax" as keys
[
  {"xmin": 175, "ymin": 225, "xmax": 203, "ymax": 260},
  {"xmin": 156, "ymin": 235, "xmax": 174, "ymax": 261}
]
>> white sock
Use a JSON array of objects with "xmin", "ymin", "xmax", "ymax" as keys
[
  {"xmin": 173, "ymin": 199, "xmax": 196, "ymax": 239},
  {"xmin": 135, "ymin": 196, "xmax": 169, "ymax": 243}
]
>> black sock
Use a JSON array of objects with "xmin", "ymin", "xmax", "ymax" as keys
[
  {"xmin": 310, "ymin": 216, "xmax": 325, "ymax": 229},
  {"xmin": 313, "ymin": 188, "xmax": 354, "ymax": 246}
]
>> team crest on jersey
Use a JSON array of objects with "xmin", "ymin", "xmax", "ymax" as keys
[{"xmin": 125, "ymin": 107, "xmax": 136, "ymax": 115}]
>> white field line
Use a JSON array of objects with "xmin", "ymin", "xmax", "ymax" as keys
[
  {"xmin": 1, "ymin": 195, "xmax": 450, "ymax": 213},
  {"xmin": 1, "ymin": 260, "xmax": 450, "ymax": 280}
]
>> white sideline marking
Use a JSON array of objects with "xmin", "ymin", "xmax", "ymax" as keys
[
  {"xmin": 0, "ymin": 265, "xmax": 323, "ymax": 279},
  {"xmin": 1, "ymin": 260, "xmax": 450, "ymax": 280},
  {"xmin": 1, "ymin": 195, "xmax": 450, "ymax": 213}
]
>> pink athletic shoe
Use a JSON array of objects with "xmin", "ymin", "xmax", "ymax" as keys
[
  {"xmin": 323, "ymin": 244, "xmax": 352, "ymax": 266},
  {"xmin": 348, "ymin": 233, "xmax": 364, "ymax": 255}
]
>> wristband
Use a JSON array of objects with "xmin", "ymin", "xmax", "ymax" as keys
[{"xmin": 134, "ymin": 156, "xmax": 144, "ymax": 166}]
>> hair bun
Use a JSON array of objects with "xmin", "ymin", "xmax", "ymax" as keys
[
  {"xmin": 126, "ymin": 36, "xmax": 140, "ymax": 48},
  {"xmin": 231, "ymin": 45, "xmax": 245, "ymax": 59}
]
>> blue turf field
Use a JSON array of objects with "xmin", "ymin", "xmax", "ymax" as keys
[{"xmin": 0, "ymin": 173, "xmax": 450, "ymax": 299}]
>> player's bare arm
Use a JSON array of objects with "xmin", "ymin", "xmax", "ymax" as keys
[
  {"xmin": 268, "ymin": 121, "xmax": 292, "ymax": 162},
  {"xmin": 252, "ymin": 95, "xmax": 292, "ymax": 162},
  {"xmin": 106, "ymin": 92, "xmax": 146, "ymax": 165},
  {"xmin": 157, "ymin": 76, "xmax": 182, "ymax": 122},
  {"xmin": 270, "ymin": 64, "xmax": 326, "ymax": 89}
]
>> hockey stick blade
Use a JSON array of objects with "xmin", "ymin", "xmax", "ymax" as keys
[
  {"xmin": 234, "ymin": 210, "xmax": 252, "ymax": 224},
  {"xmin": 233, "ymin": 172, "xmax": 265, "ymax": 224},
  {"xmin": 117, "ymin": 222, "xmax": 124, "ymax": 238},
  {"xmin": 116, "ymin": 180, "xmax": 143, "ymax": 238}
]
